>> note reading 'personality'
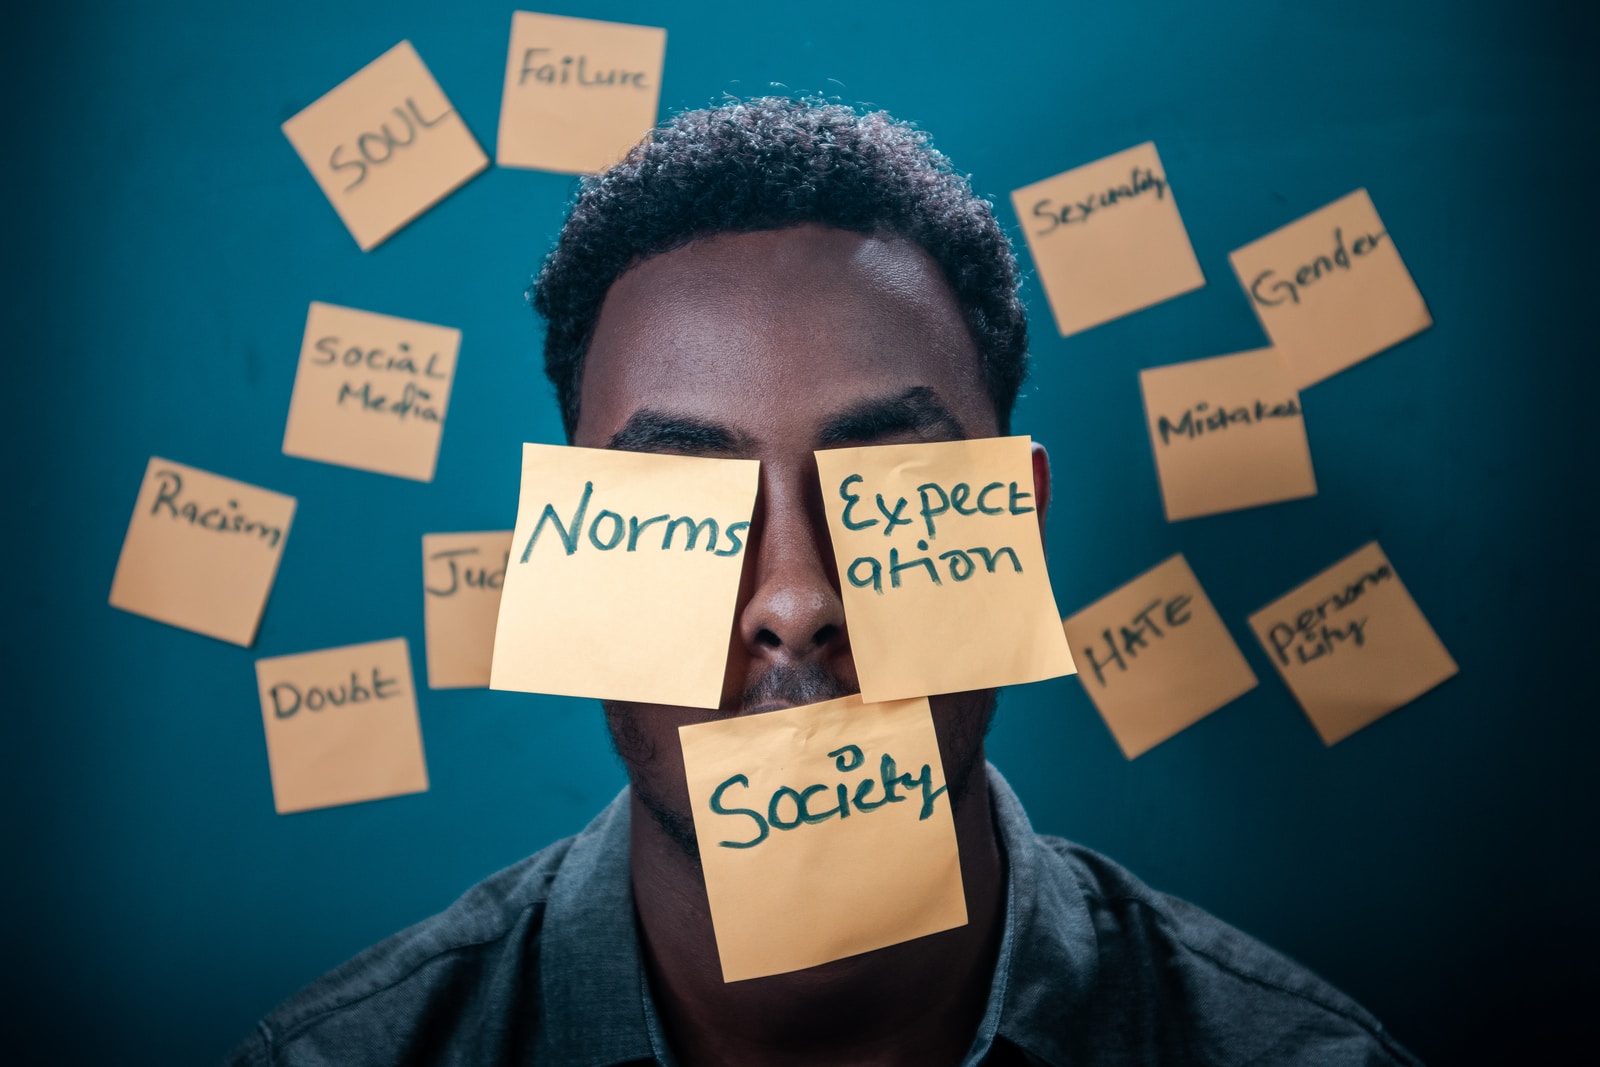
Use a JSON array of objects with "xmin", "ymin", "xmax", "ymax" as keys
[
  {"xmin": 814, "ymin": 437, "xmax": 1075, "ymax": 704},
  {"xmin": 680, "ymin": 694, "xmax": 967, "ymax": 982},
  {"xmin": 423, "ymin": 531, "xmax": 512, "ymax": 689},
  {"xmin": 490, "ymin": 444, "xmax": 759, "ymax": 708},
  {"xmin": 1011, "ymin": 142, "xmax": 1204, "ymax": 337},
  {"xmin": 496, "ymin": 11, "xmax": 667, "ymax": 174},
  {"xmin": 1139, "ymin": 348, "xmax": 1317, "ymax": 521},
  {"xmin": 1248, "ymin": 542, "xmax": 1456, "ymax": 745},
  {"xmin": 282, "ymin": 41, "xmax": 489, "ymax": 251},
  {"xmin": 1229, "ymin": 189, "xmax": 1431, "ymax": 389},
  {"xmin": 1062, "ymin": 554, "xmax": 1257, "ymax": 759},
  {"xmin": 254, "ymin": 638, "xmax": 429, "ymax": 814},
  {"xmin": 109, "ymin": 458, "xmax": 296, "ymax": 647}
]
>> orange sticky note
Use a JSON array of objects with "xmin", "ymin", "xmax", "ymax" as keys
[
  {"xmin": 1062, "ymin": 554, "xmax": 1257, "ymax": 758},
  {"xmin": 680, "ymin": 694, "xmax": 967, "ymax": 982},
  {"xmin": 1229, "ymin": 189, "xmax": 1431, "ymax": 389},
  {"xmin": 496, "ymin": 11, "xmax": 667, "ymax": 174},
  {"xmin": 282, "ymin": 41, "xmax": 489, "ymax": 251},
  {"xmin": 109, "ymin": 458, "xmax": 295, "ymax": 646},
  {"xmin": 1249, "ymin": 542, "xmax": 1457, "ymax": 745},
  {"xmin": 1012, "ymin": 142, "xmax": 1204, "ymax": 337},
  {"xmin": 422, "ymin": 531, "xmax": 512, "ymax": 689},
  {"xmin": 1139, "ymin": 348, "xmax": 1316, "ymax": 521},
  {"xmin": 282, "ymin": 302, "xmax": 460, "ymax": 481},
  {"xmin": 255, "ymin": 638, "xmax": 429, "ymax": 814}
]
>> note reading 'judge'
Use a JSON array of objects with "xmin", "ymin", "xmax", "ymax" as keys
[{"xmin": 423, "ymin": 531, "xmax": 512, "ymax": 689}]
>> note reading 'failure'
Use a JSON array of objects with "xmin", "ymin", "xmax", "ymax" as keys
[
  {"xmin": 1229, "ymin": 189, "xmax": 1431, "ymax": 389},
  {"xmin": 109, "ymin": 457, "xmax": 296, "ymax": 647},
  {"xmin": 1012, "ymin": 142, "xmax": 1204, "ymax": 337},
  {"xmin": 490, "ymin": 444, "xmax": 759, "ymax": 708},
  {"xmin": 1248, "ymin": 542, "xmax": 1456, "ymax": 745},
  {"xmin": 1139, "ymin": 348, "xmax": 1316, "ymax": 522},
  {"xmin": 423, "ymin": 531, "xmax": 512, "ymax": 689},
  {"xmin": 282, "ymin": 41, "xmax": 489, "ymax": 251},
  {"xmin": 496, "ymin": 11, "xmax": 667, "ymax": 174},
  {"xmin": 815, "ymin": 437, "xmax": 1075, "ymax": 704},
  {"xmin": 1062, "ymin": 554, "xmax": 1257, "ymax": 759},
  {"xmin": 255, "ymin": 638, "xmax": 429, "ymax": 814},
  {"xmin": 680, "ymin": 693, "xmax": 967, "ymax": 982}
]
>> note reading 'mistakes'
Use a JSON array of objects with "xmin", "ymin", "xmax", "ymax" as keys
[
  {"xmin": 815, "ymin": 437, "xmax": 1075, "ymax": 704},
  {"xmin": 1062, "ymin": 554, "xmax": 1257, "ymax": 759},
  {"xmin": 282, "ymin": 41, "xmax": 489, "ymax": 251},
  {"xmin": 1249, "ymin": 542, "xmax": 1456, "ymax": 745},
  {"xmin": 681, "ymin": 694, "xmax": 966, "ymax": 982},
  {"xmin": 255, "ymin": 638, "xmax": 429, "ymax": 814},
  {"xmin": 1139, "ymin": 348, "xmax": 1316, "ymax": 522},
  {"xmin": 423, "ymin": 531, "xmax": 512, "ymax": 689},
  {"xmin": 491, "ymin": 444, "xmax": 759, "ymax": 708},
  {"xmin": 1012, "ymin": 142, "xmax": 1204, "ymax": 337},
  {"xmin": 497, "ymin": 11, "xmax": 666, "ymax": 174},
  {"xmin": 1229, "ymin": 189, "xmax": 1431, "ymax": 389},
  {"xmin": 109, "ymin": 458, "xmax": 296, "ymax": 646}
]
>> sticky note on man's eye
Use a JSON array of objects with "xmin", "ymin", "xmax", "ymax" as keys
[
  {"xmin": 1229, "ymin": 189, "xmax": 1431, "ymax": 389},
  {"xmin": 491, "ymin": 444, "xmax": 758, "ymax": 708},
  {"xmin": 1249, "ymin": 542, "xmax": 1456, "ymax": 745},
  {"xmin": 109, "ymin": 458, "xmax": 295, "ymax": 646},
  {"xmin": 680, "ymin": 694, "xmax": 967, "ymax": 982},
  {"xmin": 1012, "ymin": 142, "xmax": 1204, "ymax": 337},
  {"xmin": 255, "ymin": 638, "xmax": 429, "ymax": 814},
  {"xmin": 815, "ymin": 437, "xmax": 1075, "ymax": 703},
  {"xmin": 282, "ymin": 302, "xmax": 461, "ymax": 481},
  {"xmin": 1062, "ymin": 554, "xmax": 1257, "ymax": 759},
  {"xmin": 496, "ymin": 11, "xmax": 667, "ymax": 174},
  {"xmin": 1140, "ymin": 348, "xmax": 1317, "ymax": 522},
  {"xmin": 282, "ymin": 40, "xmax": 488, "ymax": 251},
  {"xmin": 423, "ymin": 531, "xmax": 512, "ymax": 689}
]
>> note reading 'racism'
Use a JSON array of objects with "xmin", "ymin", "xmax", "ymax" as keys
[{"xmin": 423, "ymin": 531, "xmax": 512, "ymax": 689}]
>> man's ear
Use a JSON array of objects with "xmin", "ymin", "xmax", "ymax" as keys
[{"xmin": 1031, "ymin": 441, "xmax": 1051, "ymax": 543}]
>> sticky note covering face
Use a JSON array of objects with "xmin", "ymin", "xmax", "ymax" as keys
[
  {"xmin": 1139, "ymin": 348, "xmax": 1317, "ymax": 521},
  {"xmin": 815, "ymin": 437, "xmax": 1076, "ymax": 704},
  {"xmin": 491, "ymin": 444, "xmax": 759, "ymax": 708},
  {"xmin": 496, "ymin": 11, "xmax": 667, "ymax": 174},
  {"xmin": 255, "ymin": 638, "xmax": 429, "ymax": 814},
  {"xmin": 281, "ymin": 41, "xmax": 489, "ymax": 251},
  {"xmin": 282, "ymin": 302, "xmax": 460, "ymax": 481},
  {"xmin": 1062, "ymin": 554, "xmax": 1257, "ymax": 759},
  {"xmin": 680, "ymin": 694, "xmax": 967, "ymax": 982},
  {"xmin": 423, "ymin": 531, "xmax": 512, "ymax": 689},
  {"xmin": 109, "ymin": 458, "xmax": 295, "ymax": 646},
  {"xmin": 1229, "ymin": 188, "xmax": 1431, "ymax": 389},
  {"xmin": 1249, "ymin": 542, "xmax": 1456, "ymax": 745},
  {"xmin": 1012, "ymin": 142, "xmax": 1204, "ymax": 337}
]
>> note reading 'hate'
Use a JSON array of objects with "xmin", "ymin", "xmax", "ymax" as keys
[{"xmin": 423, "ymin": 531, "xmax": 512, "ymax": 689}]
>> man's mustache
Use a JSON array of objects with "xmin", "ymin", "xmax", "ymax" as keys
[{"xmin": 736, "ymin": 662, "xmax": 855, "ymax": 714}]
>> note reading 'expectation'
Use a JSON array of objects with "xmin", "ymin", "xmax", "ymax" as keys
[
  {"xmin": 282, "ymin": 41, "xmax": 489, "ymax": 251},
  {"xmin": 490, "ymin": 444, "xmax": 759, "ymax": 708},
  {"xmin": 109, "ymin": 457, "xmax": 295, "ymax": 646},
  {"xmin": 1248, "ymin": 542, "xmax": 1456, "ymax": 745},
  {"xmin": 423, "ymin": 531, "xmax": 513, "ymax": 689},
  {"xmin": 680, "ymin": 694, "xmax": 966, "ymax": 982}
]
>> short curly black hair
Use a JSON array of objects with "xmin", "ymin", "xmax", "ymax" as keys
[{"xmin": 530, "ymin": 96, "xmax": 1029, "ymax": 439}]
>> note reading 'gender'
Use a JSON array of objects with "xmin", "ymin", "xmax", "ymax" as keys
[{"xmin": 423, "ymin": 531, "xmax": 513, "ymax": 689}]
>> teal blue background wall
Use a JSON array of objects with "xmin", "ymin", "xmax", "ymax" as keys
[{"xmin": 5, "ymin": 1, "xmax": 1594, "ymax": 1062}]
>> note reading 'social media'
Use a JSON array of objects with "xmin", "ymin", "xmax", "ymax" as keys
[
  {"xmin": 423, "ymin": 531, "xmax": 513, "ymax": 689},
  {"xmin": 680, "ymin": 694, "xmax": 967, "ymax": 982}
]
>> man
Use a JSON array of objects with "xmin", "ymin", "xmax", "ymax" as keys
[{"xmin": 230, "ymin": 98, "xmax": 1418, "ymax": 1066}]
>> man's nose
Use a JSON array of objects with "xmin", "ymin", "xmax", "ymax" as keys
[{"xmin": 735, "ymin": 467, "xmax": 851, "ymax": 668}]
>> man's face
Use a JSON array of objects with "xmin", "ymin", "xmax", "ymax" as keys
[{"xmin": 573, "ymin": 224, "xmax": 1008, "ymax": 855}]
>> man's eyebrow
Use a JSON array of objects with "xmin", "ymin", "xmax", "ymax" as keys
[
  {"xmin": 816, "ymin": 386, "xmax": 968, "ymax": 446},
  {"xmin": 605, "ymin": 410, "xmax": 750, "ymax": 454}
]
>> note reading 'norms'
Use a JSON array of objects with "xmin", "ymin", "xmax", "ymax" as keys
[{"xmin": 423, "ymin": 531, "xmax": 513, "ymax": 689}]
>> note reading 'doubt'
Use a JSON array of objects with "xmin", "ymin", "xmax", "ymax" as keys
[
  {"xmin": 490, "ymin": 443, "xmax": 759, "ymax": 708},
  {"xmin": 680, "ymin": 693, "xmax": 967, "ymax": 982},
  {"xmin": 497, "ymin": 10, "xmax": 667, "ymax": 174},
  {"xmin": 282, "ymin": 40, "xmax": 489, "ymax": 251},
  {"xmin": 1229, "ymin": 188, "xmax": 1431, "ymax": 389},
  {"xmin": 1139, "ymin": 347, "xmax": 1317, "ymax": 522},
  {"xmin": 1248, "ymin": 542, "xmax": 1456, "ymax": 745},
  {"xmin": 423, "ymin": 531, "xmax": 513, "ymax": 689},
  {"xmin": 283, "ymin": 302, "xmax": 461, "ymax": 481},
  {"xmin": 1062, "ymin": 554, "xmax": 1258, "ymax": 759},
  {"xmin": 255, "ymin": 638, "xmax": 429, "ymax": 815},
  {"xmin": 109, "ymin": 457, "xmax": 296, "ymax": 647},
  {"xmin": 814, "ymin": 436, "xmax": 1076, "ymax": 705},
  {"xmin": 1012, "ymin": 142, "xmax": 1204, "ymax": 337}
]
